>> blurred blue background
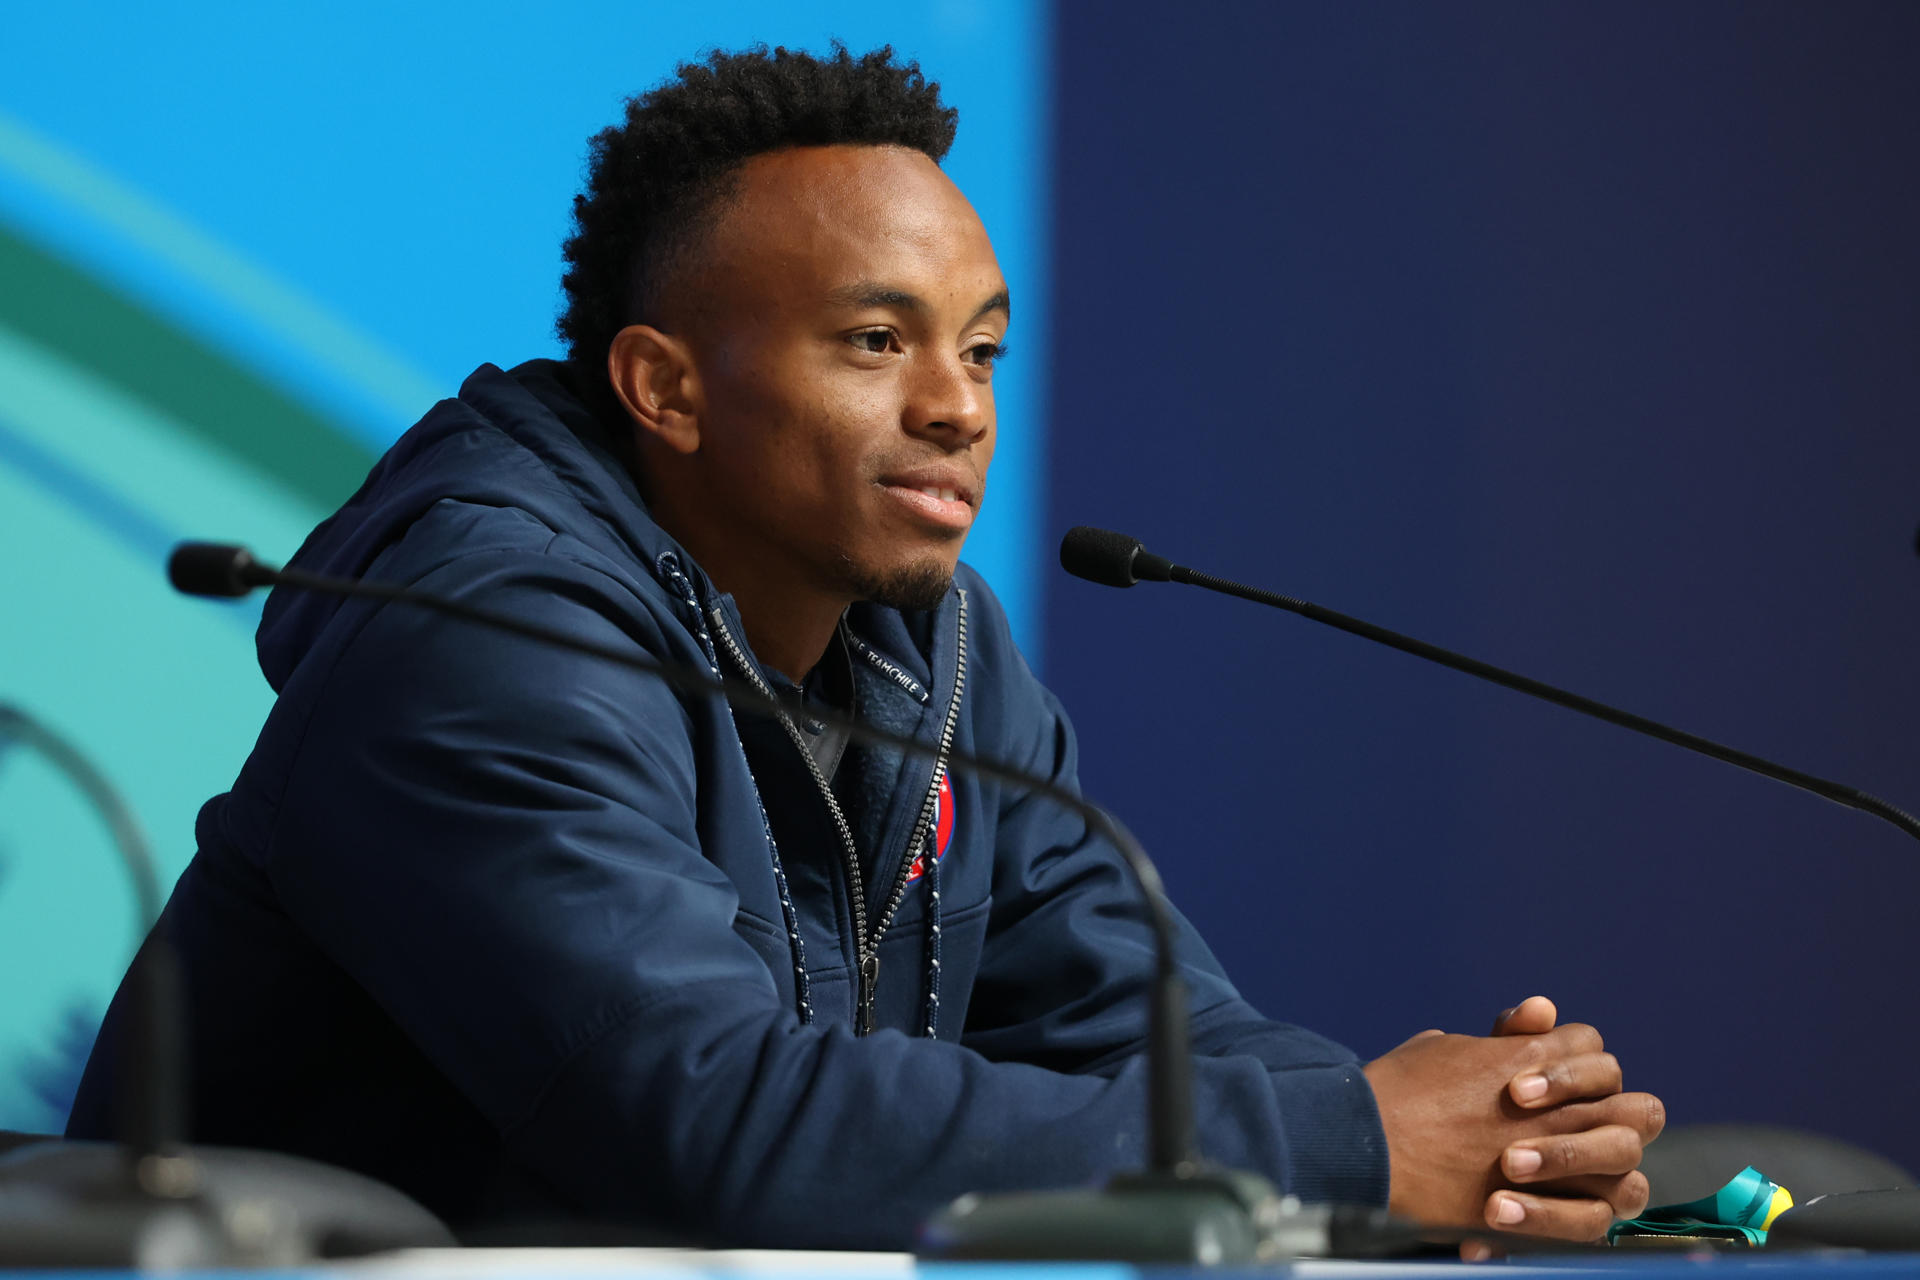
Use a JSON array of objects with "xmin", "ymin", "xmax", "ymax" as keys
[{"xmin": 6, "ymin": 0, "xmax": 1920, "ymax": 1182}]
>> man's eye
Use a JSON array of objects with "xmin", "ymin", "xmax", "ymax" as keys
[
  {"xmin": 968, "ymin": 340, "xmax": 1010, "ymax": 367},
  {"xmin": 849, "ymin": 329, "xmax": 895, "ymax": 354}
]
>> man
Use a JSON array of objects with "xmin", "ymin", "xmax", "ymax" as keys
[{"xmin": 70, "ymin": 46, "xmax": 1661, "ymax": 1249}]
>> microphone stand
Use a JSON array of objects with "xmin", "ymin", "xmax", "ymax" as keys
[
  {"xmin": 0, "ymin": 706, "xmax": 249, "ymax": 1266},
  {"xmin": 165, "ymin": 542, "xmax": 1428, "ymax": 1263},
  {"xmin": 0, "ymin": 708, "xmax": 177, "ymax": 1161},
  {"xmin": 0, "ymin": 711, "xmax": 454, "ymax": 1265}
]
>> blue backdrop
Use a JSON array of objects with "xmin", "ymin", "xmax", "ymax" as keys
[{"xmin": 1045, "ymin": 0, "xmax": 1920, "ymax": 1171}]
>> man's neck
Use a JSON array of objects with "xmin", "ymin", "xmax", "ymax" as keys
[
  {"xmin": 649, "ymin": 511, "xmax": 845, "ymax": 683},
  {"xmin": 727, "ymin": 583, "xmax": 846, "ymax": 685},
  {"xmin": 629, "ymin": 446, "xmax": 850, "ymax": 682}
]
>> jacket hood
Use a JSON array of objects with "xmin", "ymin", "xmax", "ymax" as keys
[{"xmin": 257, "ymin": 360, "xmax": 675, "ymax": 691}]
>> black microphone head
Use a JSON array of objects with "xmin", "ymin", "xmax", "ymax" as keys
[
  {"xmin": 1060, "ymin": 527, "xmax": 1173, "ymax": 588},
  {"xmin": 168, "ymin": 542, "xmax": 266, "ymax": 598}
]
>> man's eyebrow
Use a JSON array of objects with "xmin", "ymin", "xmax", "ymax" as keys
[
  {"xmin": 826, "ymin": 283, "xmax": 1012, "ymax": 326},
  {"xmin": 969, "ymin": 290, "xmax": 1012, "ymax": 326},
  {"xmin": 827, "ymin": 283, "xmax": 924, "ymax": 312}
]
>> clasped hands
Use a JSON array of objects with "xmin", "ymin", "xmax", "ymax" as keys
[{"xmin": 1362, "ymin": 995, "xmax": 1665, "ymax": 1249}]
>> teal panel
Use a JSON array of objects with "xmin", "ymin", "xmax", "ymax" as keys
[{"xmin": 0, "ymin": 325, "xmax": 333, "ymax": 1130}]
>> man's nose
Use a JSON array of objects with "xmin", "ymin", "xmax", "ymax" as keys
[{"xmin": 904, "ymin": 354, "xmax": 991, "ymax": 446}]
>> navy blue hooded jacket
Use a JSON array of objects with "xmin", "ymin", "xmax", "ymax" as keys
[{"xmin": 70, "ymin": 360, "xmax": 1388, "ymax": 1246}]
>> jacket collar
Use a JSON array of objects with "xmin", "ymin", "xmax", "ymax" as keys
[{"xmin": 503, "ymin": 359, "xmax": 955, "ymax": 705}]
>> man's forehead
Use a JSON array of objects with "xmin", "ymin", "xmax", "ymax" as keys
[
  {"xmin": 731, "ymin": 143, "xmax": 960, "ymax": 216},
  {"xmin": 703, "ymin": 145, "xmax": 1003, "ymax": 307}
]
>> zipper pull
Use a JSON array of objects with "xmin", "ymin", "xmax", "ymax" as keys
[{"xmin": 857, "ymin": 953, "xmax": 881, "ymax": 1035}]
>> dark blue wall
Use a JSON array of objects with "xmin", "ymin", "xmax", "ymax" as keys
[{"xmin": 1045, "ymin": 1, "xmax": 1920, "ymax": 1168}]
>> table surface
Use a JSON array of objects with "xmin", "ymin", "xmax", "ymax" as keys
[{"xmin": 6, "ymin": 1245, "xmax": 1920, "ymax": 1278}]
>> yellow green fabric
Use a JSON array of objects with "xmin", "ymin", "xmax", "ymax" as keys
[{"xmin": 1608, "ymin": 1166, "xmax": 1794, "ymax": 1246}]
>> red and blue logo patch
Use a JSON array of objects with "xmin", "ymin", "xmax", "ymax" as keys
[{"xmin": 905, "ymin": 771, "xmax": 955, "ymax": 883}]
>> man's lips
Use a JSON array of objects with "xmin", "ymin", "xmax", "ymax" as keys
[{"xmin": 877, "ymin": 467, "xmax": 980, "ymax": 532}]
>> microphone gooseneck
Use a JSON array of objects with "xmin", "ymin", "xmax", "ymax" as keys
[
  {"xmin": 1060, "ymin": 528, "xmax": 1920, "ymax": 846},
  {"xmin": 0, "ymin": 707, "xmax": 164, "ymax": 930}
]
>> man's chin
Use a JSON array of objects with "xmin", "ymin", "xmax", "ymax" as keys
[{"xmin": 851, "ymin": 560, "xmax": 956, "ymax": 612}]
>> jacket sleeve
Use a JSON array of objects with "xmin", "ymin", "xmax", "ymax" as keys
[
  {"xmin": 267, "ymin": 546, "xmax": 1384, "ymax": 1250},
  {"xmin": 952, "ymin": 569, "xmax": 1389, "ymax": 1207}
]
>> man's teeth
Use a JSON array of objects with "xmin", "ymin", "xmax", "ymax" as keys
[{"xmin": 916, "ymin": 487, "xmax": 959, "ymax": 503}]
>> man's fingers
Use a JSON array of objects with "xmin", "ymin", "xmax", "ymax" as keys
[
  {"xmin": 1491, "ymin": 995, "xmax": 1557, "ymax": 1036},
  {"xmin": 1532, "ymin": 1091, "xmax": 1668, "ymax": 1143},
  {"xmin": 1536, "ymin": 1021, "xmax": 1604, "ymax": 1057},
  {"xmin": 1612, "ymin": 1171, "xmax": 1655, "ymax": 1220},
  {"xmin": 1519, "ymin": 1172, "xmax": 1654, "ymax": 1221},
  {"xmin": 1508, "ymin": 1051, "xmax": 1622, "ymax": 1108},
  {"xmin": 1503, "ymin": 1124, "xmax": 1645, "ymax": 1182},
  {"xmin": 1483, "ymin": 1190, "xmax": 1617, "ymax": 1241},
  {"xmin": 1484, "ymin": 1173, "xmax": 1652, "ymax": 1238}
]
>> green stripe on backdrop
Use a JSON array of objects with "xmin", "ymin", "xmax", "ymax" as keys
[{"xmin": 0, "ymin": 226, "xmax": 376, "ymax": 509}]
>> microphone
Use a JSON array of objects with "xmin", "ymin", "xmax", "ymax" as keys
[
  {"xmin": 1058, "ymin": 526, "xmax": 1172, "ymax": 587},
  {"xmin": 167, "ymin": 543, "xmax": 274, "ymax": 598},
  {"xmin": 1059, "ymin": 526, "xmax": 1920, "ymax": 845},
  {"xmin": 162, "ymin": 542, "xmax": 1426, "ymax": 1262}
]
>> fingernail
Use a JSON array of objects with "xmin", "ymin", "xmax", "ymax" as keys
[
  {"xmin": 1495, "ymin": 1196, "xmax": 1527, "ymax": 1226},
  {"xmin": 1506, "ymin": 1147, "xmax": 1543, "ymax": 1176},
  {"xmin": 1462, "ymin": 1241, "xmax": 1495, "ymax": 1263},
  {"xmin": 1513, "ymin": 1074, "xmax": 1549, "ymax": 1102},
  {"xmin": 1498, "ymin": 1007, "xmax": 1517, "ymax": 1022}
]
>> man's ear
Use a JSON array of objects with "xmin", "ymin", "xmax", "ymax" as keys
[{"xmin": 608, "ymin": 324, "xmax": 702, "ymax": 454}]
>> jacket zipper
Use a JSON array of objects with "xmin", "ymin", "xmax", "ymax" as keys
[
  {"xmin": 866, "ymin": 590, "xmax": 968, "ymax": 1020},
  {"xmin": 708, "ymin": 593, "xmax": 968, "ymax": 1035}
]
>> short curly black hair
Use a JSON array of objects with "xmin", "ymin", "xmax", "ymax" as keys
[{"xmin": 557, "ymin": 44, "xmax": 959, "ymax": 377}]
